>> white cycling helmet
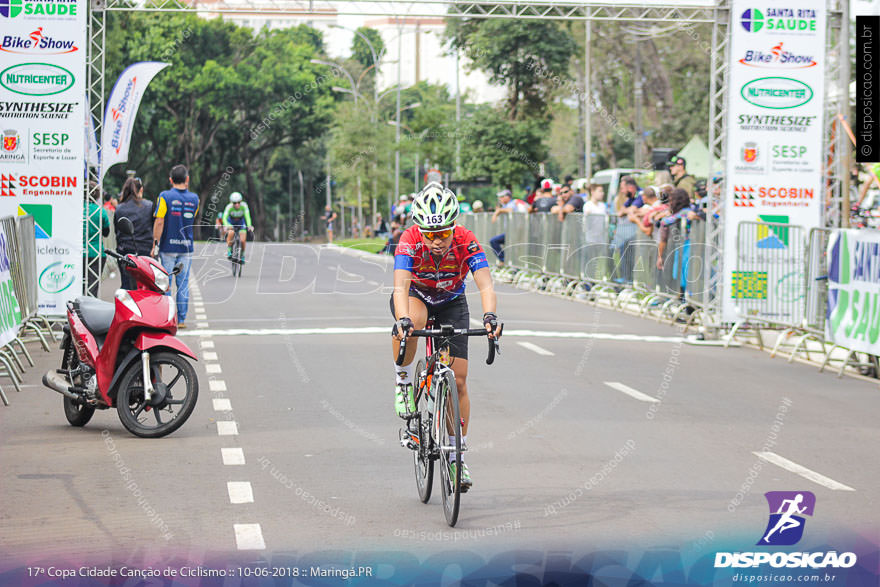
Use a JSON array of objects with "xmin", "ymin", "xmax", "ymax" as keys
[
  {"xmin": 411, "ymin": 182, "xmax": 459, "ymax": 230},
  {"xmin": 229, "ymin": 192, "xmax": 243, "ymax": 203}
]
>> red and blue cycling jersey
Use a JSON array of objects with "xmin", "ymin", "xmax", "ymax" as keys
[{"xmin": 394, "ymin": 225, "xmax": 489, "ymax": 306}]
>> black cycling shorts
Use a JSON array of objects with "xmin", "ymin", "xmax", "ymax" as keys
[{"xmin": 390, "ymin": 294, "xmax": 470, "ymax": 360}]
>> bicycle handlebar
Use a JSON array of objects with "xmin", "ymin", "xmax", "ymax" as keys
[{"xmin": 395, "ymin": 324, "xmax": 503, "ymax": 366}]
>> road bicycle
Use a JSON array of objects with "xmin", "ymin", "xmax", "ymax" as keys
[
  {"xmin": 396, "ymin": 320, "xmax": 501, "ymax": 526},
  {"xmin": 228, "ymin": 227, "xmax": 251, "ymax": 278}
]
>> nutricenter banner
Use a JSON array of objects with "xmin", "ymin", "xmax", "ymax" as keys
[
  {"xmin": 0, "ymin": 0, "xmax": 86, "ymax": 315},
  {"xmin": 826, "ymin": 229, "xmax": 880, "ymax": 354},
  {"xmin": 723, "ymin": 0, "xmax": 826, "ymax": 323}
]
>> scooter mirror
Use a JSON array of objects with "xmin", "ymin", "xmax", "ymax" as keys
[{"xmin": 117, "ymin": 216, "xmax": 134, "ymax": 236}]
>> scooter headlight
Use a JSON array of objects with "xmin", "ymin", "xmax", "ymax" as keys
[
  {"xmin": 151, "ymin": 264, "xmax": 170, "ymax": 293},
  {"xmin": 115, "ymin": 289, "xmax": 142, "ymax": 317}
]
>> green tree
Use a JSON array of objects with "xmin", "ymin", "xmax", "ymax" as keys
[
  {"xmin": 460, "ymin": 105, "xmax": 546, "ymax": 187},
  {"xmin": 351, "ymin": 27, "xmax": 385, "ymax": 69},
  {"xmin": 446, "ymin": 18, "xmax": 577, "ymax": 121}
]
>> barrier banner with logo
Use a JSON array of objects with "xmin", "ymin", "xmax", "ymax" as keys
[
  {"xmin": 0, "ymin": 224, "xmax": 22, "ymax": 347},
  {"xmin": 826, "ymin": 229, "xmax": 880, "ymax": 354},
  {"xmin": 722, "ymin": 0, "xmax": 826, "ymax": 322},
  {"xmin": 99, "ymin": 61, "xmax": 169, "ymax": 182},
  {"xmin": 0, "ymin": 0, "xmax": 87, "ymax": 315}
]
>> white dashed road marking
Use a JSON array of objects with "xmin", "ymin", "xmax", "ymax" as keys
[
  {"xmin": 213, "ymin": 398, "xmax": 232, "ymax": 411},
  {"xmin": 604, "ymin": 381, "xmax": 660, "ymax": 403},
  {"xmin": 517, "ymin": 341, "xmax": 555, "ymax": 356},
  {"xmin": 209, "ymin": 380, "xmax": 227, "ymax": 392},
  {"xmin": 200, "ymin": 340, "xmax": 215, "ymax": 349},
  {"xmin": 227, "ymin": 482, "xmax": 254, "ymax": 504},
  {"xmin": 203, "ymin": 351, "xmax": 218, "ymax": 360},
  {"xmin": 753, "ymin": 451, "xmax": 855, "ymax": 491},
  {"xmin": 217, "ymin": 421, "xmax": 239, "ymax": 436},
  {"xmin": 233, "ymin": 524, "xmax": 266, "ymax": 550},
  {"xmin": 206, "ymin": 364, "xmax": 222, "ymax": 374},
  {"xmin": 221, "ymin": 448, "xmax": 246, "ymax": 465}
]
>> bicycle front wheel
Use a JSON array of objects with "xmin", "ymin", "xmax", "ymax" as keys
[
  {"xmin": 231, "ymin": 238, "xmax": 241, "ymax": 278},
  {"xmin": 412, "ymin": 359, "xmax": 433, "ymax": 504},
  {"xmin": 436, "ymin": 369, "xmax": 461, "ymax": 527}
]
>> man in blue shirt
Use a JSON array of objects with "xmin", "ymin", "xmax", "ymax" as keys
[{"xmin": 152, "ymin": 164, "xmax": 199, "ymax": 328}]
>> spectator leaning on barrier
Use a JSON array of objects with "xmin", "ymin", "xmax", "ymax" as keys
[
  {"xmin": 669, "ymin": 156, "xmax": 696, "ymax": 201},
  {"xmin": 610, "ymin": 176, "xmax": 643, "ymax": 282},
  {"xmin": 489, "ymin": 189, "xmax": 528, "ymax": 266},
  {"xmin": 531, "ymin": 184, "xmax": 556, "ymax": 213},
  {"xmin": 551, "ymin": 185, "xmax": 585, "ymax": 222},
  {"xmin": 583, "ymin": 183, "xmax": 606, "ymax": 215},
  {"xmin": 153, "ymin": 164, "xmax": 199, "ymax": 329},
  {"xmin": 83, "ymin": 197, "xmax": 110, "ymax": 297},
  {"xmin": 629, "ymin": 186, "xmax": 665, "ymax": 238},
  {"xmin": 115, "ymin": 176, "xmax": 154, "ymax": 290},
  {"xmin": 656, "ymin": 188, "xmax": 691, "ymax": 271}
]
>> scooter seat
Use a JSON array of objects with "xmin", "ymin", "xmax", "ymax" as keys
[{"xmin": 75, "ymin": 297, "xmax": 115, "ymax": 336}]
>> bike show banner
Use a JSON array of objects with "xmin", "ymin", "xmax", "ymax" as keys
[
  {"xmin": 0, "ymin": 0, "xmax": 87, "ymax": 315},
  {"xmin": 99, "ymin": 61, "xmax": 168, "ymax": 182},
  {"xmin": 722, "ymin": 0, "xmax": 826, "ymax": 323},
  {"xmin": 826, "ymin": 229, "xmax": 880, "ymax": 354}
]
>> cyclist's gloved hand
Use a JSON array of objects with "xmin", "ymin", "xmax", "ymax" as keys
[
  {"xmin": 483, "ymin": 312, "xmax": 501, "ymax": 338},
  {"xmin": 392, "ymin": 316, "xmax": 414, "ymax": 339}
]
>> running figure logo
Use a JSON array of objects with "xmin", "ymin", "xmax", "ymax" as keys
[{"xmin": 758, "ymin": 491, "xmax": 816, "ymax": 546}]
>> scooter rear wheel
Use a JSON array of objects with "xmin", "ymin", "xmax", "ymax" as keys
[
  {"xmin": 64, "ymin": 396, "xmax": 95, "ymax": 427},
  {"xmin": 116, "ymin": 351, "xmax": 199, "ymax": 438}
]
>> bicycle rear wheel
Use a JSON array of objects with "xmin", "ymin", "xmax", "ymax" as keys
[
  {"xmin": 412, "ymin": 359, "xmax": 433, "ymax": 504},
  {"xmin": 436, "ymin": 369, "xmax": 461, "ymax": 527}
]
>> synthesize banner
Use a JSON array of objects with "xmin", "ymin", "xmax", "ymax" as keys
[
  {"xmin": 826, "ymin": 229, "xmax": 880, "ymax": 354},
  {"xmin": 0, "ymin": 0, "xmax": 87, "ymax": 316},
  {"xmin": 99, "ymin": 61, "xmax": 169, "ymax": 182},
  {"xmin": 722, "ymin": 1, "xmax": 827, "ymax": 323}
]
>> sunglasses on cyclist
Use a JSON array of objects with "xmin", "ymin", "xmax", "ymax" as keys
[{"xmin": 420, "ymin": 227, "xmax": 454, "ymax": 240}]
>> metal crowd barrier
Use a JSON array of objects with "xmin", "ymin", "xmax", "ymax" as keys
[
  {"xmin": 464, "ymin": 211, "xmax": 704, "ymax": 326},
  {"xmin": 0, "ymin": 214, "xmax": 54, "ymax": 406}
]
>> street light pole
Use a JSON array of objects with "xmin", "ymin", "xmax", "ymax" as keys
[{"xmin": 395, "ymin": 16, "xmax": 402, "ymax": 201}]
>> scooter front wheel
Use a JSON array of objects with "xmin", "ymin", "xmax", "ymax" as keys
[{"xmin": 116, "ymin": 351, "xmax": 199, "ymax": 438}]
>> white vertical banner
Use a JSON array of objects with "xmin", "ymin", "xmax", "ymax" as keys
[
  {"xmin": 0, "ymin": 0, "xmax": 87, "ymax": 316},
  {"xmin": 99, "ymin": 61, "xmax": 169, "ymax": 182},
  {"xmin": 722, "ymin": 2, "xmax": 827, "ymax": 323}
]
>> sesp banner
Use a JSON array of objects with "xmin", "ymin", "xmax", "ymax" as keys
[
  {"xmin": 0, "ymin": 0, "xmax": 87, "ymax": 316},
  {"xmin": 99, "ymin": 61, "xmax": 168, "ymax": 182},
  {"xmin": 826, "ymin": 229, "xmax": 880, "ymax": 354}
]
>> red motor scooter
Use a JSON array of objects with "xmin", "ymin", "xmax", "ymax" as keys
[{"xmin": 43, "ymin": 219, "xmax": 199, "ymax": 438}]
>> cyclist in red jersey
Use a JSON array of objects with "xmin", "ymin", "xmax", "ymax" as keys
[{"xmin": 391, "ymin": 182, "xmax": 502, "ymax": 491}]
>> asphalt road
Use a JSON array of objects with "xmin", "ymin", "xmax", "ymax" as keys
[{"xmin": 0, "ymin": 242, "xmax": 877, "ymax": 578}]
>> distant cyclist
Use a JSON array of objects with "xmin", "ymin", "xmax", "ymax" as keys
[
  {"xmin": 222, "ymin": 192, "xmax": 253, "ymax": 260},
  {"xmin": 391, "ymin": 182, "xmax": 502, "ymax": 491}
]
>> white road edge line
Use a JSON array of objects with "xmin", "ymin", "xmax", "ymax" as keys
[
  {"xmin": 604, "ymin": 381, "xmax": 660, "ymax": 403},
  {"xmin": 517, "ymin": 341, "xmax": 555, "ymax": 356},
  {"xmin": 233, "ymin": 524, "xmax": 266, "ymax": 550},
  {"xmin": 221, "ymin": 448, "xmax": 245, "ymax": 465},
  {"xmin": 753, "ymin": 451, "xmax": 855, "ymax": 491},
  {"xmin": 227, "ymin": 482, "xmax": 254, "ymax": 504},
  {"xmin": 176, "ymin": 327, "xmax": 683, "ymax": 343}
]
